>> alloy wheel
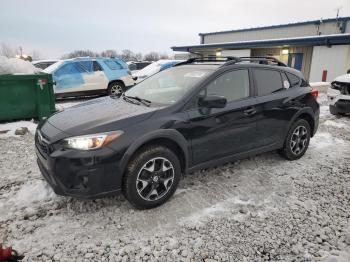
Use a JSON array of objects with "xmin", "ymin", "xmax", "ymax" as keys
[
  {"xmin": 136, "ymin": 157, "xmax": 175, "ymax": 201},
  {"xmin": 110, "ymin": 84, "xmax": 123, "ymax": 95},
  {"xmin": 290, "ymin": 126, "xmax": 308, "ymax": 155}
]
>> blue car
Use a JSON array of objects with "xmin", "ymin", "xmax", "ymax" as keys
[{"xmin": 44, "ymin": 57, "xmax": 135, "ymax": 98}]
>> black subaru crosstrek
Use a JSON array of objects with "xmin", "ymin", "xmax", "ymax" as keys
[{"xmin": 35, "ymin": 57, "xmax": 319, "ymax": 209}]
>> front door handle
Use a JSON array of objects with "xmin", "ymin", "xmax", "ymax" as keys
[{"xmin": 243, "ymin": 106, "xmax": 256, "ymax": 116}]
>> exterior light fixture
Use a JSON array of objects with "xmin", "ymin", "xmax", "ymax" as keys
[
  {"xmin": 216, "ymin": 51, "xmax": 222, "ymax": 57},
  {"xmin": 282, "ymin": 49, "xmax": 289, "ymax": 55}
]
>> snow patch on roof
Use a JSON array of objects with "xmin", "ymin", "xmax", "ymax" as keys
[{"xmin": 333, "ymin": 73, "xmax": 350, "ymax": 83}]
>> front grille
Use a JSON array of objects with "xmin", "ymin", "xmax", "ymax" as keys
[{"xmin": 35, "ymin": 131, "xmax": 50, "ymax": 158}]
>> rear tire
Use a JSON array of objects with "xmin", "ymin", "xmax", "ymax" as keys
[
  {"xmin": 107, "ymin": 81, "xmax": 125, "ymax": 96},
  {"xmin": 122, "ymin": 146, "xmax": 181, "ymax": 209},
  {"xmin": 279, "ymin": 119, "xmax": 311, "ymax": 161}
]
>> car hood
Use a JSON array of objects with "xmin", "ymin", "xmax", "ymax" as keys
[
  {"xmin": 333, "ymin": 73, "xmax": 350, "ymax": 84},
  {"xmin": 46, "ymin": 96, "xmax": 158, "ymax": 138}
]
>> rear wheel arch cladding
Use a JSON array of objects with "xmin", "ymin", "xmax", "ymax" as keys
[
  {"xmin": 119, "ymin": 130, "xmax": 189, "ymax": 178},
  {"xmin": 297, "ymin": 113, "xmax": 315, "ymax": 136},
  {"xmin": 287, "ymin": 110, "xmax": 315, "ymax": 139}
]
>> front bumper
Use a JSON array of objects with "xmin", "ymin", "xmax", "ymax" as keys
[
  {"xmin": 329, "ymin": 101, "xmax": 350, "ymax": 114},
  {"xmin": 35, "ymin": 132, "xmax": 123, "ymax": 199},
  {"xmin": 327, "ymin": 88, "xmax": 350, "ymax": 114}
]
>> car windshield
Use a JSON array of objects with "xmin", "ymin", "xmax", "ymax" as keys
[{"xmin": 125, "ymin": 67, "xmax": 211, "ymax": 106}]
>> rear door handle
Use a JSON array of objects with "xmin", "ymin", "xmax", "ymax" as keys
[{"xmin": 243, "ymin": 106, "xmax": 256, "ymax": 116}]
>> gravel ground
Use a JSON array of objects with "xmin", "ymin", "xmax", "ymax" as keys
[{"xmin": 0, "ymin": 94, "xmax": 350, "ymax": 261}]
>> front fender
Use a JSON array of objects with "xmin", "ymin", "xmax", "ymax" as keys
[{"xmin": 118, "ymin": 129, "xmax": 190, "ymax": 175}]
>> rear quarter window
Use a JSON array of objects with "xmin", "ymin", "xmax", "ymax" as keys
[
  {"xmin": 253, "ymin": 69, "xmax": 283, "ymax": 96},
  {"xmin": 286, "ymin": 72, "xmax": 301, "ymax": 87}
]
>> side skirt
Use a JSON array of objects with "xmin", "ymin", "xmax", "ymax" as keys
[
  {"xmin": 55, "ymin": 89, "xmax": 107, "ymax": 99},
  {"xmin": 186, "ymin": 142, "xmax": 282, "ymax": 174}
]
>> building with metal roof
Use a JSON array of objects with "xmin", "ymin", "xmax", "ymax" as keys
[{"xmin": 172, "ymin": 17, "xmax": 350, "ymax": 82}]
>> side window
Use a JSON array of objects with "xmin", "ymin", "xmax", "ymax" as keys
[
  {"xmin": 128, "ymin": 63, "xmax": 137, "ymax": 71},
  {"xmin": 104, "ymin": 60, "xmax": 122, "ymax": 70},
  {"xmin": 93, "ymin": 61, "xmax": 103, "ymax": 71},
  {"xmin": 254, "ymin": 69, "xmax": 283, "ymax": 96},
  {"xmin": 203, "ymin": 69, "xmax": 250, "ymax": 102},
  {"xmin": 55, "ymin": 63, "xmax": 82, "ymax": 77},
  {"xmin": 77, "ymin": 61, "xmax": 93, "ymax": 72},
  {"xmin": 286, "ymin": 72, "xmax": 301, "ymax": 87}
]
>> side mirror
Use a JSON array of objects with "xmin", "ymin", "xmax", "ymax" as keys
[{"xmin": 198, "ymin": 95, "xmax": 227, "ymax": 108}]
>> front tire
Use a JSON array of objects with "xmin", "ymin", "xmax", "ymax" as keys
[
  {"xmin": 107, "ymin": 81, "xmax": 125, "ymax": 96},
  {"xmin": 122, "ymin": 146, "xmax": 181, "ymax": 209},
  {"xmin": 280, "ymin": 119, "xmax": 311, "ymax": 160}
]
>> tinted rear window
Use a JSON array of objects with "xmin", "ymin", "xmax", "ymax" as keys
[{"xmin": 254, "ymin": 69, "xmax": 283, "ymax": 96}]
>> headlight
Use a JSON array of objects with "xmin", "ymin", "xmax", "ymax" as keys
[{"xmin": 63, "ymin": 131, "xmax": 123, "ymax": 150}]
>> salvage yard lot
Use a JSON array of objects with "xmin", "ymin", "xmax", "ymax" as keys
[{"xmin": 0, "ymin": 94, "xmax": 350, "ymax": 261}]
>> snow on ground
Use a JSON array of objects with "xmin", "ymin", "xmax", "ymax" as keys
[
  {"xmin": 0, "ymin": 120, "xmax": 37, "ymax": 137},
  {"xmin": 9, "ymin": 180, "xmax": 56, "ymax": 208},
  {"xmin": 324, "ymin": 120, "xmax": 349, "ymax": 129},
  {"xmin": 0, "ymin": 99, "xmax": 85, "ymax": 138},
  {"xmin": 0, "ymin": 93, "xmax": 350, "ymax": 261}
]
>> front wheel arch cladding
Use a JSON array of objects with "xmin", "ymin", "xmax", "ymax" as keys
[
  {"xmin": 108, "ymin": 80, "xmax": 125, "ymax": 89},
  {"xmin": 119, "ymin": 129, "xmax": 189, "ymax": 177}
]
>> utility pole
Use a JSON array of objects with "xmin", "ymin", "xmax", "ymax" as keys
[
  {"xmin": 334, "ymin": 6, "xmax": 343, "ymax": 33},
  {"xmin": 335, "ymin": 6, "xmax": 342, "ymax": 20}
]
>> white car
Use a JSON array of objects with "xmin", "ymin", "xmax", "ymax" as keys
[
  {"xmin": 327, "ymin": 72, "xmax": 350, "ymax": 115},
  {"xmin": 133, "ymin": 60, "xmax": 183, "ymax": 83},
  {"xmin": 32, "ymin": 60, "xmax": 59, "ymax": 70},
  {"xmin": 127, "ymin": 61, "xmax": 151, "ymax": 74}
]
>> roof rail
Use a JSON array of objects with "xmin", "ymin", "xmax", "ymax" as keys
[
  {"xmin": 239, "ymin": 56, "xmax": 287, "ymax": 66},
  {"xmin": 174, "ymin": 56, "xmax": 241, "ymax": 67},
  {"xmin": 175, "ymin": 56, "xmax": 287, "ymax": 67}
]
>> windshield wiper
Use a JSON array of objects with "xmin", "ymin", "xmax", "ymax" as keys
[
  {"xmin": 122, "ymin": 95, "xmax": 140, "ymax": 105},
  {"xmin": 123, "ymin": 95, "xmax": 151, "ymax": 107}
]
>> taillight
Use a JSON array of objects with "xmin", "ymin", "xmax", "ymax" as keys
[{"xmin": 311, "ymin": 88, "xmax": 319, "ymax": 98}]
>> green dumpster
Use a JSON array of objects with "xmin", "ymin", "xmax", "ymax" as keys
[{"xmin": 0, "ymin": 73, "xmax": 55, "ymax": 121}]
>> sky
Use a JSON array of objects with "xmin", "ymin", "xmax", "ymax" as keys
[{"xmin": 0, "ymin": 0, "xmax": 349, "ymax": 59}]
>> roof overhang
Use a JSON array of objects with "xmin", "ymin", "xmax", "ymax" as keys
[
  {"xmin": 198, "ymin": 16, "xmax": 350, "ymax": 36},
  {"xmin": 171, "ymin": 34, "xmax": 350, "ymax": 53}
]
